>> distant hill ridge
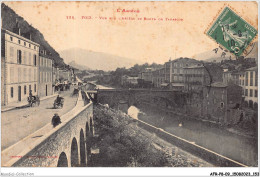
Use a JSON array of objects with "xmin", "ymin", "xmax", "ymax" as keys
[
  {"xmin": 60, "ymin": 48, "xmax": 141, "ymax": 71},
  {"xmin": 1, "ymin": 3, "xmax": 66, "ymax": 68}
]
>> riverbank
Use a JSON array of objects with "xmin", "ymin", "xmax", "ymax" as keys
[
  {"xmin": 134, "ymin": 103, "xmax": 257, "ymax": 166},
  {"xmin": 139, "ymin": 102, "xmax": 257, "ymax": 139},
  {"xmin": 91, "ymin": 104, "xmax": 213, "ymax": 167}
]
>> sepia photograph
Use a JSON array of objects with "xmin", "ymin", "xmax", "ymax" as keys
[{"xmin": 0, "ymin": 0, "xmax": 259, "ymax": 176}]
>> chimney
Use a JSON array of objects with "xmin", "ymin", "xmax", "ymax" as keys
[{"xmin": 13, "ymin": 18, "xmax": 21, "ymax": 35}]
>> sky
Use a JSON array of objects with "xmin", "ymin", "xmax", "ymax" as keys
[{"xmin": 4, "ymin": 1, "xmax": 258, "ymax": 65}]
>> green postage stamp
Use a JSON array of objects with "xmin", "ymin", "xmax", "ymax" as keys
[{"xmin": 206, "ymin": 6, "xmax": 257, "ymax": 56}]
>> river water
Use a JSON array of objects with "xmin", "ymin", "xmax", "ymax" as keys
[{"xmin": 127, "ymin": 105, "xmax": 258, "ymax": 167}]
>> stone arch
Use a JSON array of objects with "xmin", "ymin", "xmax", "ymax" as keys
[
  {"xmin": 80, "ymin": 129, "xmax": 86, "ymax": 166},
  {"xmin": 71, "ymin": 137, "xmax": 79, "ymax": 167},
  {"xmin": 249, "ymin": 100, "xmax": 253, "ymax": 109},
  {"xmin": 57, "ymin": 152, "xmax": 68, "ymax": 167},
  {"xmin": 244, "ymin": 100, "xmax": 249, "ymax": 108},
  {"xmin": 85, "ymin": 122, "xmax": 91, "ymax": 161}
]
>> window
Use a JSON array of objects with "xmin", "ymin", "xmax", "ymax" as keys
[
  {"xmin": 245, "ymin": 89, "xmax": 248, "ymax": 96},
  {"xmin": 10, "ymin": 36, "xmax": 13, "ymax": 41},
  {"xmin": 10, "ymin": 87, "xmax": 13, "ymax": 98},
  {"xmin": 255, "ymin": 72, "xmax": 258, "ymax": 86},
  {"xmin": 29, "ymin": 44, "xmax": 31, "ymax": 48},
  {"xmin": 17, "ymin": 50, "xmax": 22, "ymax": 64},
  {"xmin": 245, "ymin": 72, "xmax": 248, "ymax": 86},
  {"xmin": 34, "ymin": 46, "xmax": 36, "ymax": 50},
  {"xmin": 29, "ymin": 85, "xmax": 31, "ymax": 92},
  {"xmin": 250, "ymin": 89, "xmax": 253, "ymax": 97},
  {"xmin": 255, "ymin": 90, "xmax": 257, "ymax": 97},
  {"xmin": 34, "ymin": 55, "xmax": 37, "ymax": 66},
  {"xmin": 220, "ymin": 102, "xmax": 224, "ymax": 108},
  {"xmin": 24, "ymin": 42, "xmax": 26, "ymax": 46},
  {"xmin": 250, "ymin": 71, "xmax": 253, "ymax": 86},
  {"xmin": 18, "ymin": 40, "xmax": 20, "ymax": 44},
  {"xmin": 34, "ymin": 84, "xmax": 36, "ymax": 92},
  {"xmin": 242, "ymin": 80, "xmax": 244, "ymax": 86},
  {"xmin": 24, "ymin": 85, "xmax": 26, "ymax": 95}
]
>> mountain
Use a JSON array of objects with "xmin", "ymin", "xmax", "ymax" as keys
[
  {"xmin": 1, "ymin": 3, "xmax": 65, "ymax": 67},
  {"xmin": 68, "ymin": 60, "xmax": 91, "ymax": 71},
  {"xmin": 194, "ymin": 41, "xmax": 258, "ymax": 62},
  {"xmin": 59, "ymin": 48, "xmax": 140, "ymax": 71}
]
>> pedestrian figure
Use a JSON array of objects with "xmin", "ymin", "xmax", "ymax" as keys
[{"xmin": 52, "ymin": 113, "xmax": 62, "ymax": 128}]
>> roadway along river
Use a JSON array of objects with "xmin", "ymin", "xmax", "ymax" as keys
[
  {"xmin": 1, "ymin": 89, "xmax": 78, "ymax": 150},
  {"xmin": 128, "ymin": 105, "xmax": 257, "ymax": 167}
]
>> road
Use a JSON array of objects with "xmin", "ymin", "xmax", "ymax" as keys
[
  {"xmin": 129, "ymin": 105, "xmax": 257, "ymax": 167},
  {"xmin": 1, "ymin": 90, "xmax": 78, "ymax": 150}
]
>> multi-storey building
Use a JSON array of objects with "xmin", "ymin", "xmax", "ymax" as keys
[
  {"xmin": 152, "ymin": 68, "xmax": 165, "ymax": 88},
  {"xmin": 241, "ymin": 66, "xmax": 258, "ymax": 109},
  {"xmin": 139, "ymin": 68, "xmax": 153, "ymax": 82},
  {"xmin": 1, "ymin": 27, "xmax": 39, "ymax": 106},
  {"xmin": 203, "ymin": 82, "xmax": 242, "ymax": 123},
  {"xmin": 52, "ymin": 66, "xmax": 60, "ymax": 84},
  {"xmin": 164, "ymin": 58, "xmax": 200, "ymax": 90},
  {"xmin": 121, "ymin": 75, "xmax": 138, "ymax": 86},
  {"xmin": 38, "ymin": 48, "xmax": 53, "ymax": 97},
  {"xmin": 184, "ymin": 63, "xmax": 223, "ymax": 93},
  {"xmin": 223, "ymin": 70, "xmax": 241, "ymax": 85}
]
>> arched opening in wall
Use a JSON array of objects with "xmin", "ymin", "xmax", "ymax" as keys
[
  {"xmin": 80, "ymin": 129, "xmax": 86, "ymax": 167},
  {"xmin": 90, "ymin": 118, "xmax": 94, "ymax": 136},
  {"xmin": 85, "ymin": 122, "xmax": 91, "ymax": 161},
  {"xmin": 253, "ymin": 102, "xmax": 258, "ymax": 110},
  {"xmin": 244, "ymin": 101, "xmax": 249, "ymax": 108},
  {"xmin": 249, "ymin": 100, "xmax": 253, "ymax": 109},
  {"xmin": 57, "ymin": 152, "xmax": 68, "ymax": 167},
  {"xmin": 71, "ymin": 137, "xmax": 79, "ymax": 167}
]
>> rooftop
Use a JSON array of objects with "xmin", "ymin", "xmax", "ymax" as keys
[
  {"xmin": 246, "ymin": 66, "xmax": 257, "ymax": 71},
  {"xmin": 208, "ymin": 82, "xmax": 228, "ymax": 88}
]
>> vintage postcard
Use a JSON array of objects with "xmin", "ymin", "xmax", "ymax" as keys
[{"xmin": 0, "ymin": 1, "xmax": 259, "ymax": 176}]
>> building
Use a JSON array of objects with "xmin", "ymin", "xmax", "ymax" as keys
[
  {"xmin": 152, "ymin": 68, "xmax": 165, "ymax": 88},
  {"xmin": 121, "ymin": 75, "xmax": 139, "ymax": 86},
  {"xmin": 164, "ymin": 58, "xmax": 200, "ymax": 90},
  {"xmin": 140, "ymin": 68, "xmax": 153, "ymax": 82},
  {"xmin": 223, "ymin": 70, "xmax": 241, "ymax": 85},
  {"xmin": 58, "ymin": 68, "xmax": 73, "ymax": 83},
  {"xmin": 184, "ymin": 63, "xmax": 223, "ymax": 93},
  {"xmin": 203, "ymin": 82, "xmax": 242, "ymax": 123},
  {"xmin": 1, "ymin": 26, "xmax": 39, "ymax": 106},
  {"xmin": 240, "ymin": 66, "xmax": 258, "ymax": 109},
  {"xmin": 38, "ymin": 48, "xmax": 53, "ymax": 97}
]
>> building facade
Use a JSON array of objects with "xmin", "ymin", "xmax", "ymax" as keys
[
  {"xmin": 241, "ymin": 67, "xmax": 258, "ymax": 109},
  {"xmin": 164, "ymin": 58, "xmax": 200, "ymax": 90},
  {"xmin": 38, "ymin": 49, "xmax": 53, "ymax": 97},
  {"xmin": 1, "ymin": 28, "xmax": 39, "ymax": 106},
  {"xmin": 203, "ymin": 82, "xmax": 242, "ymax": 123},
  {"xmin": 223, "ymin": 71, "xmax": 240, "ymax": 85},
  {"xmin": 152, "ymin": 68, "xmax": 165, "ymax": 88},
  {"xmin": 184, "ymin": 63, "xmax": 223, "ymax": 93}
]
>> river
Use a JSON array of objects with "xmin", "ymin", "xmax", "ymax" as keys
[{"xmin": 127, "ymin": 105, "xmax": 258, "ymax": 167}]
